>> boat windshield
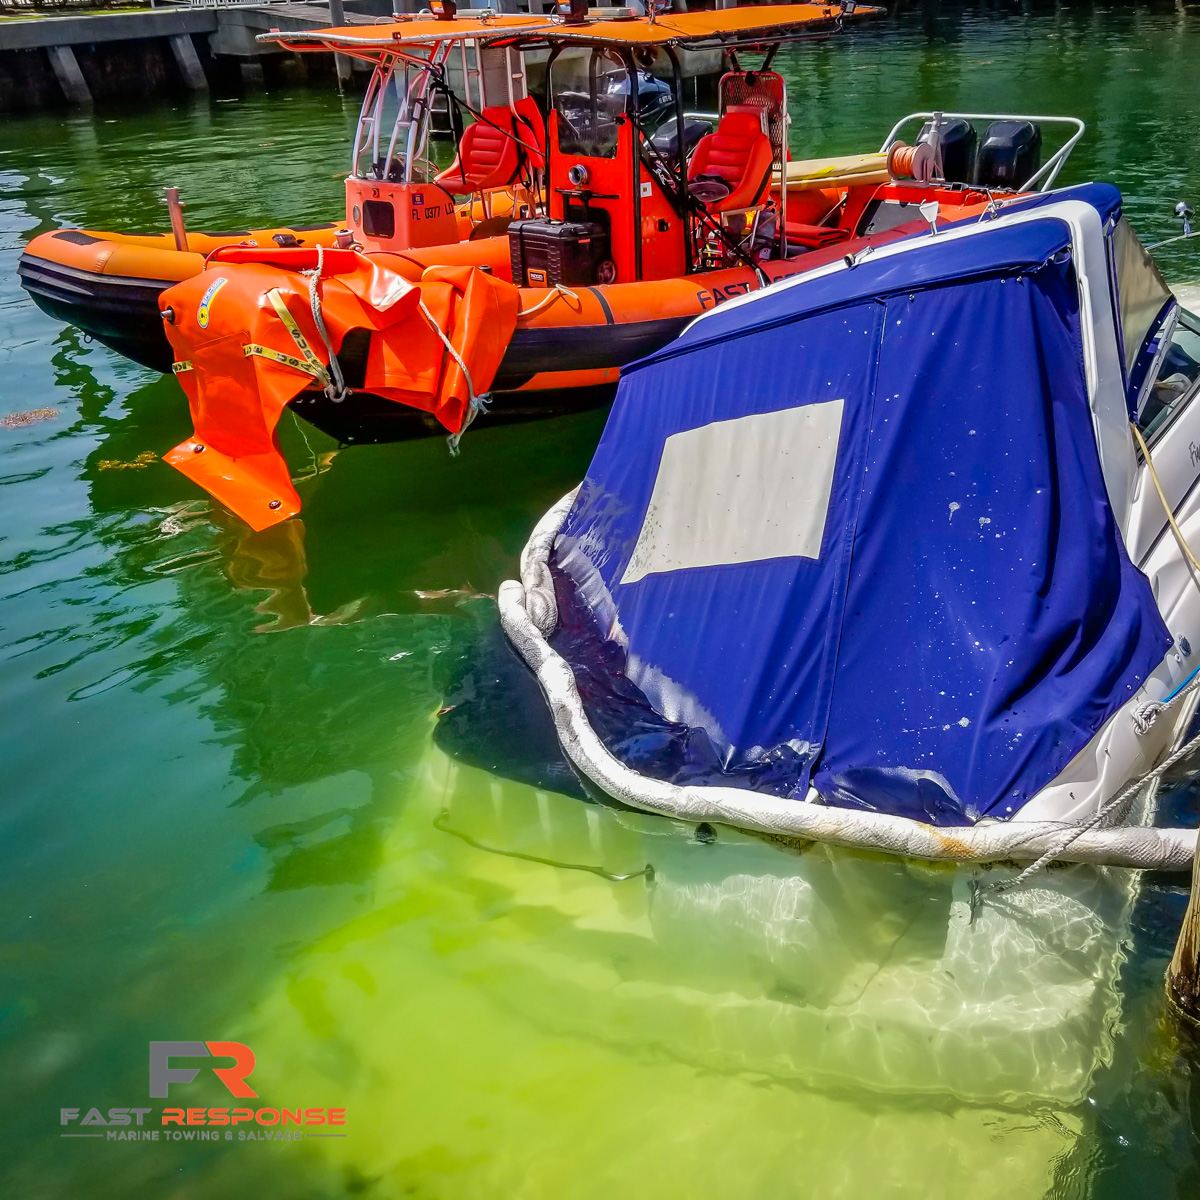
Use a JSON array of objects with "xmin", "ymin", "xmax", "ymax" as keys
[
  {"xmin": 551, "ymin": 48, "xmax": 629, "ymax": 159},
  {"xmin": 353, "ymin": 60, "xmax": 430, "ymax": 183},
  {"xmin": 1112, "ymin": 215, "xmax": 1173, "ymax": 374}
]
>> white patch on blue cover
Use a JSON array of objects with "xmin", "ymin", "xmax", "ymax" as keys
[{"xmin": 620, "ymin": 399, "xmax": 845, "ymax": 584}]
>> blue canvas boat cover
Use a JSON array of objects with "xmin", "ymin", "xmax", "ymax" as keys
[{"xmin": 551, "ymin": 200, "xmax": 1172, "ymax": 825}]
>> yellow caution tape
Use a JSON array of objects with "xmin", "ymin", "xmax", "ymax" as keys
[
  {"xmin": 243, "ymin": 344, "xmax": 323, "ymax": 378},
  {"xmin": 263, "ymin": 289, "xmax": 331, "ymax": 388}
]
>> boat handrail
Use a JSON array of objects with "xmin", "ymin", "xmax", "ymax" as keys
[{"xmin": 879, "ymin": 112, "xmax": 1085, "ymax": 193}]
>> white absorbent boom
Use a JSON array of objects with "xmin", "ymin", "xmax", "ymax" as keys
[{"xmin": 500, "ymin": 488, "xmax": 1200, "ymax": 873}]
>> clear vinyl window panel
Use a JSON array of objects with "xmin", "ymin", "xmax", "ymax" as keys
[
  {"xmin": 1112, "ymin": 215, "xmax": 1173, "ymax": 375},
  {"xmin": 1138, "ymin": 308, "xmax": 1200, "ymax": 441},
  {"xmin": 551, "ymin": 49, "xmax": 628, "ymax": 160}
]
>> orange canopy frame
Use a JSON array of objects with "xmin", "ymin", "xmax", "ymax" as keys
[{"xmin": 259, "ymin": 4, "xmax": 879, "ymax": 62}]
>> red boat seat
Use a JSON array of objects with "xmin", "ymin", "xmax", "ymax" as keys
[
  {"xmin": 688, "ymin": 109, "xmax": 774, "ymax": 213},
  {"xmin": 511, "ymin": 96, "xmax": 546, "ymax": 174},
  {"xmin": 435, "ymin": 107, "xmax": 521, "ymax": 195}
]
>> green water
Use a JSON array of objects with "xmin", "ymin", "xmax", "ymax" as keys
[{"xmin": 4, "ymin": 4, "xmax": 1200, "ymax": 1196}]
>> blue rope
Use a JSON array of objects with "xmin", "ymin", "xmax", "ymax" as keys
[{"xmin": 1165, "ymin": 662, "xmax": 1200, "ymax": 705}]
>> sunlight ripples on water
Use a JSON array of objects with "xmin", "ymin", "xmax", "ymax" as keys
[{"xmin": 2, "ymin": 4, "xmax": 1200, "ymax": 1197}]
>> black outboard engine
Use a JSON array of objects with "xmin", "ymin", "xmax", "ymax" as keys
[
  {"xmin": 974, "ymin": 120, "xmax": 1042, "ymax": 189},
  {"xmin": 631, "ymin": 71, "xmax": 673, "ymax": 126},
  {"xmin": 650, "ymin": 116, "xmax": 712, "ymax": 159},
  {"xmin": 917, "ymin": 117, "xmax": 976, "ymax": 184}
]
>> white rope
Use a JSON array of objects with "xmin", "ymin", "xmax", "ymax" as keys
[
  {"xmin": 987, "ymin": 724, "xmax": 1200, "ymax": 894},
  {"xmin": 416, "ymin": 297, "xmax": 490, "ymax": 456},
  {"xmin": 517, "ymin": 284, "xmax": 580, "ymax": 320},
  {"xmin": 301, "ymin": 245, "xmax": 349, "ymax": 404},
  {"xmin": 1133, "ymin": 666, "xmax": 1200, "ymax": 736}
]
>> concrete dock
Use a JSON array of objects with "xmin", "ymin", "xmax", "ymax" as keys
[
  {"xmin": 0, "ymin": 2, "xmax": 713, "ymax": 111},
  {"xmin": 0, "ymin": 3, "xmax": 389, "ymax": 108}
]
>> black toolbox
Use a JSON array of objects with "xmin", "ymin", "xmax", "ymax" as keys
[{"xmin": 508, "ymin": 217, "xmax": 611, "ymax": 287}]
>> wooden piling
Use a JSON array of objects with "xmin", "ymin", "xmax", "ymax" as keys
[
  {"xmin": 327, "ymin": 0, "xmax": 351, "ymax": 89},
  {"xmin": 164, "ymin": 188, "xmax": 188, "ymax": 253},
  {"xmin": 1166, "ymin": 831, "xmax": 1200, "ymax": 1023}
]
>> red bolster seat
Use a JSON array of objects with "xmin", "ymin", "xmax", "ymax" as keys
[
  {"xmin": 688, "ymin": 110, "xmax": 775, "ymax": 214},
  {"xmin": 435, "ymin": 107, "xmax": 521, "ymax": 194}
]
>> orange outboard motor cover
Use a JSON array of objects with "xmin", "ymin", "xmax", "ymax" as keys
[{"xmin": 159, "ymin": 247, "xmax": 519, "ymax": 530}]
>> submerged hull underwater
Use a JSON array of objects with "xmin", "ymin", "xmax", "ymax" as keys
[
  {"xmin": 429, "ymin": 619, "xmax": 1163, "ymax": 1107},
  {"xmin": 428, "ymin": 747, "xmax": 1145, "ymax": 1109},
  {"xmin": 226, "ymin": 735, "xmax": 1133, "ymax": 1197}
]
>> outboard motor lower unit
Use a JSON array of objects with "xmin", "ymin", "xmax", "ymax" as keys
[{"xmin": 974, "ymin": 120, "xmax": 1042, "ymax": 189}]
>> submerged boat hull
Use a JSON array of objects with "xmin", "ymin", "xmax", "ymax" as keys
[
  {"xmin": 232, "ymin": 738, "xmax": 1112, "ymax": 1196},
  {"xmin": 424, "ymin": 743, "xmax": 1146, "ymax": 1109}
]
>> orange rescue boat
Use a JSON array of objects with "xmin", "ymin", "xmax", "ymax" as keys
[{"xmin": 19, "ymin": 2, "xmax": 1086, "ymax": 530}]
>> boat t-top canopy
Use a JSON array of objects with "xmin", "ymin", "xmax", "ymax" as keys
[
  {"xmin": 261, "ymin": 13, "xmax": 550, "ymax": 57},
  {"xmin": 259, "ymin": 4, "xmax": 877, "ymax": 61}
]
